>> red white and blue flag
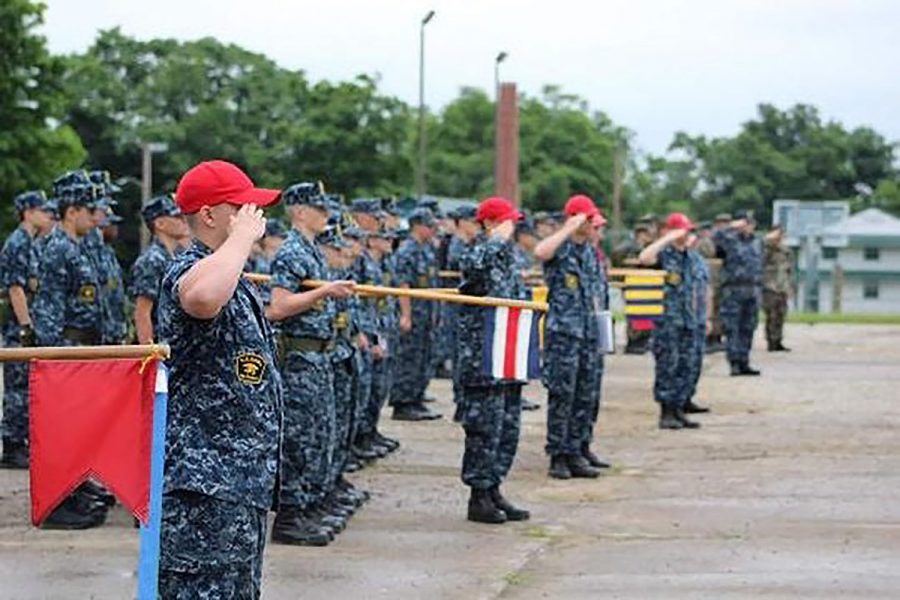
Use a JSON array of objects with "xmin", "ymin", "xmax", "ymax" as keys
[{"xmin": 482, "ymin": 306, "xmax": 541, "ymax": 381}]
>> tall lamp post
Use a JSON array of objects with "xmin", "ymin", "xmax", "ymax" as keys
[
  {"xmin": 140, "ymin": 141, "xmax": 168, "ymax": 249},
  {"xmin": 416, "ymin": 9, "xmax": 436, "ymax": 201},
  {"xmin": 493, "ymin": 51, "xmax": 508, "ymax": 196},
  {"xmin": 494, "ymin": 51, "xmax": 508, "ymax": 96}
]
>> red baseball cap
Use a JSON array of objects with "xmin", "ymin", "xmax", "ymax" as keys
[
  {"xmin": 591, "ymin": 211, "xmax": 608, "ymax": 227},
  {"xmin": 476, "ymin": 196, "xmax": 523, "ymax": 223},
  {"xmin": 564, "ymin": 194, "xmax": 599, "ymax": 218},
  {"xmin": 664, "ymin": 212, "xmax": 696, "ymax": 230},
  {"xmin": 175, "ymin": 160, "xmax": 281, "ymax": 214}
]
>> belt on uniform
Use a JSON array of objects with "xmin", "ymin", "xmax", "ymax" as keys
[
  {"xmin": 62, "ymin": 327, "xmax": 101, "ymax": 345},
  {"xmin": 282, "ymin": 336, "xmax": 336, "ymax": 354}
]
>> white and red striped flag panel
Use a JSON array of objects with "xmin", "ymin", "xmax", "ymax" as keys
[{"xmin": 481, "ymin": 306, "xmax": 541, "ymax": 382}]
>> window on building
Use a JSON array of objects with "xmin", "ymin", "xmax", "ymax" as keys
[
  {"xmin": 863, "ymin": 280, "xmax": 879, "ymax": 300},
  {"xmin": 864, "ymin": 247, "xmax": 880, "ymax": 261},
  {"xmin": 822, "ymin": 247, "xmax": 838, "ymax": 260}
]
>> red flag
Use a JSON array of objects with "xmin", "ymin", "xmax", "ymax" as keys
[{"xmin": 29, "ymin": 359, "xmax": 157, "ymax": 526}]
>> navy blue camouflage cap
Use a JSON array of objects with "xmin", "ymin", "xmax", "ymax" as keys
[
  {"xmin": 733, "ymin": 209, "xmax": 755, "ymax": 223},
  {"xmin": 350, "ymin": 198, "xmax": 386, "ymax": 217},
  {"xmin": 89, "ymin": 170, "xmax": 121, "ymax": 197},
  {"xmin": 52, "ymin": 170, "xmax": 99, "ymax": 208},
  {"xmin": 42, "ymin": 199, "xmax": 60, "ymax": 219},
  {"xmin": 450, "ymin": 202, "xmax": 478, "ymax": 221},
  {"xmin": 141, "ymin": 194, "xmax": 181, "ymax": 227},
  {"xmin": 102, "ymin": 212, "xmax": 124, "ymax": 227},
  {"xmin": 317, "ymin": 225, "xmax": 349, "ymax": 248},
  {"xmin": 265, "ymin": 219, "xmax": 287, "ymax": 238},
  {"xmin": 380, "ymin": 196, "xmax": 399, "ymax": 216},
  {"xmin": 13, "ymin": 190, "xmax": 48, "ymax": 212},
  {"xmin": 407, "ymin": 207, "xmax": 436, "ymax": 227},
  {"xmin": 370, "ymin": 225, "xmax": 398, "ymax": 239},
  {"xmin": 515, "ymin": 218, "xmax": 537, "ymax": 237},
  {"xmin": 283, "ymin": 181, "xmax": 329, "ymax": 208},
  {"xmin": 417, "ymin": 198, "xmax": 444, "ymax": 218}
]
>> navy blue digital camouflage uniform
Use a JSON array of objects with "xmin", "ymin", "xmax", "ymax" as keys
[
  {"xmin": 650, "ymin": 245, "xmax": 699, "ymax": 409},
  {"xmin": 1, "ymin": 195, "xmax": 42, "ymax": 446},
  {"xmin": 364, "ymin": 251, "xmax": 399, "ymax": 435},
  {"xmin": 350, "ymin": 244, "xmax": 381, "ymax": 436},
  {"xmin": 271, "ymin": 225, "xmax": 337, "ymax": 512},
  {"xmin": 391, "ymin": 236, "xmax": 438, "ymax": 406},
  {"xmin": 445, "ymin": 234, "xmax": 468, "ymax": 406},
  {"xmin": 686, "ymin": 249, "xmax": 710, "ymax": 403},
  {"xmin": 129, "ymin": 238, "xmax": 175, "ymax": 336},
  {"xmin": 714, "ymin": 227, "xmax": 762, "ymax": 365},
  {"xmin": 84, "ymin": 229, "xmax": 126, "ymax": 344},
  {"xmin": 33, "ymin": 226, "xmax": 103, "ymax": 346},
  {"xmin": 326, "ymin": 261, "xmax": 358, "ymax": 483},
  {"xmin": 541, "ymin": 239, "xmax": 604, "ymax": 458},
  {"xmin": 156, "ymin": 239, "xmax": 282, "ymax": 599},
  {"xmin": 457, "ymin": 232, "xmax": 524, "ymax": 490}
]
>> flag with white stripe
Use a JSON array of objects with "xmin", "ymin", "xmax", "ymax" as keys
[{"xmin": 481, "ymin": 306, "xmax": 541, "ymax": 381}]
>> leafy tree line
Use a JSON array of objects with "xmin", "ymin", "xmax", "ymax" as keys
[{"xmin": 2, "ymin": 1, "xmax": 898, "ymax": 248}]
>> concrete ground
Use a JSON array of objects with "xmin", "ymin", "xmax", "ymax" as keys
[{"xmin": 1, "ymin": 323, "xmax": 899, "ymax": 599}]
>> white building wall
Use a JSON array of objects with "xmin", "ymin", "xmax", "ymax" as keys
[{"xmin": 840, "ymin": 277, "xmax": 900, "ymax": 314}]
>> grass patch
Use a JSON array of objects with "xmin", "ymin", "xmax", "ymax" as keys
[
  {"xmin": 522, "ymin": 525, "xmax": 555, "ymax": 540},
  {"xmin": 786, "ymin": 312, "xmax": 900, "ymax": 325},
  {"xmin": 503, "ymin": 571, "xmax": 526, "ymax": 586}
]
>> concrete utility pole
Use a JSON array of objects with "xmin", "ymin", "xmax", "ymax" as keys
[
  {"xmin": 612, "ymin": 143, "xmax": 625, "ymax": 234},
  {"xmin": 493, "ymin": 51, "xmax": 508, "ymax": 197},
  {"xmin": 416, "ymin": 10, "xmax": 436, "ymax": 201},
  {"xmin": 140, "ymin": 142, "xmax": 168, "ymax": 249}
]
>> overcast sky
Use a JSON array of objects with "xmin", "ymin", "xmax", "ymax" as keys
[{"xmin": 42, "ymin": 0, "xmax": 900, "ymax": 155}]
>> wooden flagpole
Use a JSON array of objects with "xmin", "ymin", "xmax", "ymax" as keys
[
  {"xmin": 0, "ymin": 344, "xmax": 171, "ymax": 362},
  {"xmin": 243, "ymin": 274, "xmax": 548, "ymax": 312}
]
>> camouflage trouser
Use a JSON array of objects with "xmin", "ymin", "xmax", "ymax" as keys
[
  {"xmin": 762, "ymin": 290, "xmax": 788, "ymax": 345},
  {"xmin": 652, "ymin": 323, "xmax": 695, "ymax": 408},
  {"xmin": 721, "ymin": 286, "xmax": 759, "ymax": 363},
  {"xmin": 686, "ymin": 326, "xmax": 706, "ymax": 404},
  {"xmin": 392, "ymin": 320, "xmax": 432, "ymax": 406},
  {"xmin": 709, "ymin": 284, "xmax": 723, "ymax": 338},
  {"xmin": 159, "ymin": 490, "xmax": 267, "ymax": 600},
  {"xmin": 542, "ymin": 332, "xmax": 601, "ymax": 457},
  {"xmin": 584, "ymin": 354, "xmax": 605, "ymax": 447},
  {"xmin": 279, "ymin": 351, "xmax": 335, "ymax": 510},
  {"xmin": 460, "ymin": 382, "xmax": 523, "ymax": 489},
  {"xmin": 1, "ymin": 332, "xmax": 29, "ymax": 443},
  {"xmin": 364, "ymin": 351, "xmax": 393, "ymax": 436},
  {"xmin": 331, "ymin": 354, "xmax": 355, "ymax": 483},
  {"xmin": 354, "ymin": 348, "xmax": 373, "ymax": 439},
  {"xmin": 431, "ymin": 303, "xmax": 457, "ymax": 372}
]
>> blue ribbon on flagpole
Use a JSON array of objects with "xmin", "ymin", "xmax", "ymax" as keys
[{"xmin": 138, "ymin": 363, "xmax": 168, "ymax": 599}]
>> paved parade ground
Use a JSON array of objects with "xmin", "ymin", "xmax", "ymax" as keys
[{"xmin": 1, "ymin": 323, "xmax": 899, "ymax": 599}]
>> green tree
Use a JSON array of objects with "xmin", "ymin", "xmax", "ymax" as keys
[{"xmin": 0, "ymin": 0, "xmax": 85, "ymax": 235}]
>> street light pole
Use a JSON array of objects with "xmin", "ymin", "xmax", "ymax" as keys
[
  {"xmin": 416, "ymin": 9, "xmax": 435, "ymax": 201},
  {"xmin": 494, "ymin": 51, "xmax": 507, "ymax": 98},
  {"xmin": 140, "ymin": 142, "xmax": 169, "ymax": 249},
  {"xmin": 493, "ymin": 51, "xmax": 508, "ymax": 196}
]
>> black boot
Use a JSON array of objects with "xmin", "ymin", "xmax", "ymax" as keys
[
  {"xmin": 352, "ymin": 437, "xmax": 381, "ymax": 461},
  {"xmin": 659, "ymin": 405, "xmax": 684, "ymax": 430},
  {"xmin": 739, "ymin": 361, "xmax": 761, "ymax": 376},
  {"xmin": 581, "ymin": 444, "xmax": 611, "ymax": 469},
  {"xmin": 467, "ymin": 488, "xmax": 506, "ymax": 524},
  {"xmin": 374, "ymin": 430, "xmax": 400, "ymax": 452},
  {"xmin": 548, "ymin": 455, "xmax": 572, "ymax": 479},
  {"xmin": 309, "ymin": 505, "xmax": 346, "ymax": 534},
  {"xmin": 675, "ymin": 408, "xmax": 701, "ymax": 429},
  {"xmin": 683, "ymin": 401, "xmax": 710, "ymax": 414},
  {"xmin": 730, "ymin": 361, "xmax": 743, "ymax": 376},
  {"xmin": 0, "ymin": 438, "xmax": 28, "ymax": 469},
  {"xmin": 489, "ymin": 486, "xmax": 530, "ymax": 521},
  {"xmin": 41, "ymin": 493, "xmax": 107, "ymax": 530},
  {"xmin": 567, "ymin": 455, "xmax": 601, "ymax": 478},
  {"xmin": 271, "ymin": 507, "xmax": 332, "ymax": 546}
]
